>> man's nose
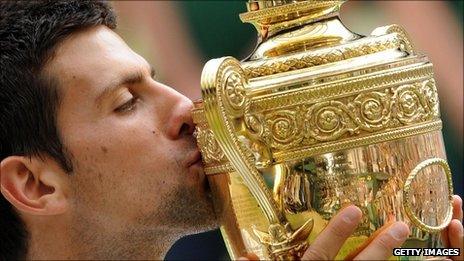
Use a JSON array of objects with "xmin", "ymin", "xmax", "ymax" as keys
[{"xmin": 161, "ymin": 85, "xmax": 195, "ymax": 140}]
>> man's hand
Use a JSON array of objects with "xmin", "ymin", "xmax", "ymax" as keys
[
  {"xmin": 441, "ymin": 195, "xmax": 463, "ymax": 261},
  {"xmin": 303, "ymin": 205, "xmax": 409, "ymax": 260},
  {"xmin": 239, "ymin": 205, "xmax": 409, "ymax": 260},
  {"xmin": 240, "ymin": 195, "xmax": 464, "ymax": 260}
]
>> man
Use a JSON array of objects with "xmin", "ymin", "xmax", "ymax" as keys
[{"xmin": 0, "ymin": 1, "xmax": 462, "ymax": 260}]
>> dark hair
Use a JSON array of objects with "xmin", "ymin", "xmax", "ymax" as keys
[{"xmin": 0, "ymin": 1, "xmax": 116, "ymax": 259}]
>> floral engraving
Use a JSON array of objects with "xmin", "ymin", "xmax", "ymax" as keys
[
  {"xmin": 394, "ymin": 85, "xmax": 426, "ymax": 124},
  {"xmin": 421, "ymin": 79, "xmax": 439, "ymax": 117},
  {"xmin": 224, "ymin": 71, "xmax": 246, "ymax": 111},
  {"xmin": 264, "ymin": 110, "xmax": 304, "ymax": 149},
  {"xmin": 353, "ymin": 91, "xmax": 392, "ymax": 130},
  {"xmin": 306, "ymin": 101, "xmax": 357, "ymax": 142},
  {"xmin": 196, "ymin": 128, "xmax": 225, "ymax": 163}
]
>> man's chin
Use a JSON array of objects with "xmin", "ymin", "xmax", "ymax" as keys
[
  {"xmin": 195, "ymin": 179, "xmax": 219, "ymax": 231},
  {"xmin": 160, "ymin": 174, "xmax": 217, "ymax": 230}
]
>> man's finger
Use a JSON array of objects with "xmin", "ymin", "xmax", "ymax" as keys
[
  {"xmin": 440, "ymin": 195, "xmax": 462, "ymax": 248},
  {"xmin": 302, "ymin": 205, "xmax": 362, "ymax": 260},
  {"xmin": 344, "ymin": 220, "xmax": 395, "ymax": 260},
  {"xmin": 441, "ymin": 226, "xmax": 451, "ymax": 248},
  {"xmin": 353, "ymin": 222, "xmax": 409, "ymax": 260},
  {"xmin": 447, "ymin": 219, "xmax": 463, "ymax": 261},
  {"xmin": 237, "ymin": 253, "xmax": 259, "ymax": 260},
  {"xmin": 452, "ymin": 195, "xmax": 463, "ymax": 222},
  {"xmin": 245, "ymin": 253, "xmax": 259, "ymax": 261}
]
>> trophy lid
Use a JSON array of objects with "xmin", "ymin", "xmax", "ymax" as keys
[
  {"xmin": 240, "ymin": 0, "xmax": 360, "ymax": 60},
  {"xmin": 242, "ymin": 0, "xmax": 344, "ymax": 23}
]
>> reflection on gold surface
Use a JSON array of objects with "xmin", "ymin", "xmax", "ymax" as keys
[{"xmin": 204, "ymin": 132, "xmax": 451, "ymax": 260}]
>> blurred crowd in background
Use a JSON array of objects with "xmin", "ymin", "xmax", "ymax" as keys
[{"xmin": 113, "ymin": 1, "xmax": 463, "ymax": 260}]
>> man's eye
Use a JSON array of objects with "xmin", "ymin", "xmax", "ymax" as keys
[{"xmin": 115, "ymin": 97, "xmax": 138, "ymax": 113}]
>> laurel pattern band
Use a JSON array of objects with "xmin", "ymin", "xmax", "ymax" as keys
[{"xmin": 243, "ymin": 32, "xmax": 401, "ymax": 78}]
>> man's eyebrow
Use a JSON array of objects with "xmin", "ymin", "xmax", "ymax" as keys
[{"xmin": 96, "ymin": 64, "xmax": 155, "ymax": 106}]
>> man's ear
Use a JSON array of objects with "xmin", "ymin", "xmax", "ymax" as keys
[{"xmin": 0, "ymin": 155, "xmax": 69, "ymax": 215}]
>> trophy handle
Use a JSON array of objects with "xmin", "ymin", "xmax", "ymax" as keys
[
  {"xmin": 201, "ymin": 57, "xmax": 313, "ymax": 259},
  {"xmin": 201, "ymin": 56, "xmax": 281, "ymax": 224},
  {"xmin": 403, "ymin": 157, "xmax": 454, "ymax": 233},
  {"xmin": 370, "ymin": 24, "xmax": 415, "ymax": 55}
]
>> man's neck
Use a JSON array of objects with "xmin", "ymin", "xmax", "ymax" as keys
[
  {"xmin": 25, "ymin": 215, "xmax": 74, "ymax": 259},
  {"xmin": 26, "ymin": 216, "xmax": 179, "ymax": 259}
]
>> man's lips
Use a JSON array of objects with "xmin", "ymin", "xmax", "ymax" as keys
[
  {"xmin": 186, "ymin": 150, "xmax": 203, "ymax": 168},
  {"xmin": 186, "ymin": 150, "xmax": 207, "ymax": 185}
]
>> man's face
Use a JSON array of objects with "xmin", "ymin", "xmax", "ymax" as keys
[{"xmin": 45, "ymin": 26, "xmax": 216, "ymax": 245}]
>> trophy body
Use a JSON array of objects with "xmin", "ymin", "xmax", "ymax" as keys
[{"xmin": 192, "ymin": 1, "xmax": 453, "ymax": 259}]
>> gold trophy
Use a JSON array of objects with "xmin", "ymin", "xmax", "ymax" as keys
[{"xmin": 192, "ymin": 0, "xmax": 454, "ymax": 259}]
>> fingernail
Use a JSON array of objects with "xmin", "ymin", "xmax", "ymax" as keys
[
  {"xmin": 342, "ymin": 205, "xmax": 362, "ymax": 224},
  {"xmin": 452, "ymin": 195, "xmax": 462, "ymax": 206},
  {"xmin": 389, "ymin": 222, "xmax": 409, "ymax": 241}
]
